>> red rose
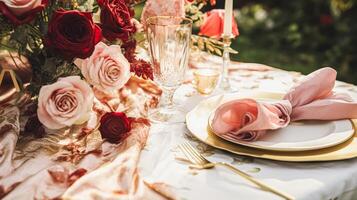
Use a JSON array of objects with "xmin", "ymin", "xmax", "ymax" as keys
[
  {"xmin": 44, "ymin": 9, "xmax": 102, "ymax": 60},
  {"xmin": 0, "ymin": 0, "xmax": 47, "ymax": 25},
  {"xmin": 99, "ymin": 112, "xmax": 132, "ymax": 143},
  {"xmin": 97, "ymin": 0, "xmax": 136, "ymax": 41},
  {"xmin": 199, "ymin": 9, "xmax": 239, "ymax": 39}
]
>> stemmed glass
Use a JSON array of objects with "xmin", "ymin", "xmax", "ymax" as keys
[{"xmin": 146, "ymin": 16, "xmax": 192, "ymax": 123}]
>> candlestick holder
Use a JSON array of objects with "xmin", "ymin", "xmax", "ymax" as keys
[{"xmin": 218, "ymin": 34, "xmax": 235, "ymax": 91}]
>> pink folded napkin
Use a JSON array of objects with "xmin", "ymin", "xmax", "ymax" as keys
[{"xmin": 211, "ymin": 67, "xmax": 357, "ymax": 141}]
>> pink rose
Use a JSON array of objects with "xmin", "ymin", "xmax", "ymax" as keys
[
  {"xmin": 0, "ymin": 0, "xmax": 47, "ymax": 25},
  {"xmin": 37, "ymin": 76, "xmax": 94, "ymax": 129},
  {"xmin": 199, "ymin": 9, "xmax": 239, "ymax": 39},
  {"xmin": 140, "ymin": 0, "xmax": 185, "ymax": 28},
  {"xmin": 74, "ymin": 42, "xmax": 131, "ymax": 92}
]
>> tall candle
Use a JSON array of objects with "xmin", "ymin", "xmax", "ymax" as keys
[{"xmin": 223, "ymin": 0, "xmax": 233, "ymax": 36}]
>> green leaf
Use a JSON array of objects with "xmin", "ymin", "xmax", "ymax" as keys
[
  {"xmin": 214, "ymin": 48, "xmax": 222, "ymax": 56},
  {"xmin": 206, "ymin": 43, "xmax": 214, "ymax": 52},
  {"xmin": 92, "ymin": 6, "xmax": 99, "ymax": 13}
]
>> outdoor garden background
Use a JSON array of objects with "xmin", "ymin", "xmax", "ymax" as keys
[{"xmin": 136, "ymin": 0, "xmax": 357, "ymax": 84}]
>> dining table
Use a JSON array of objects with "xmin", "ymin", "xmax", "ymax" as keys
[
  {"xmin": 1, "ymin": 52, "xmax": 357, "ymax": 200},
  {"xmin": 138, "ymin": 53, "xmax": 357, "ymax": 200}
]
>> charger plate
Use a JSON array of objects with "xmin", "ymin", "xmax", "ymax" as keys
[{"xmin": 186, "ymin": 91, "xmax": 357, "ymax": 162}]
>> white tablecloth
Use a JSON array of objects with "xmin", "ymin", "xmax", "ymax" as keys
[{"xmin": 139, "ymin": 65, "xmax": 357, "ymax": 200}]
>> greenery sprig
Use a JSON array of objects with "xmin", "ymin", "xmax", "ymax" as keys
[{"xmin": 191, "ymin": 35, "xmax": 238, "ymax": 56}]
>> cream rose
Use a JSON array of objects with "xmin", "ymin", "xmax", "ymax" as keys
[
  {"xmin": 74, "ymin": 42, "xmax": 131, "ymax": 92},
  {"xmin": 37, "ymin": 76, "xmax": 94, "ymax": 129}
]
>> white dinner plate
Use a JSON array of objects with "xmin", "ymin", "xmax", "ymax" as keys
[{"xmin": 196, "ymin": 92, "xmax": 355, "ymax": 152}]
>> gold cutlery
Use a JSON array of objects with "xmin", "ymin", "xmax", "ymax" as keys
[{"xmin": 178, "ymin": 142, "xmax": 294, "ymax": 200}]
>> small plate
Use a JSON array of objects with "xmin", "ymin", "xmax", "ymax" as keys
[{"xmin": 186, "ymin": 91, "xmax": 357, "ymax": 162}]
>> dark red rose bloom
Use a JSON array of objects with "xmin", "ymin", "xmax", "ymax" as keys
[
  {"xmin": 97, "ymin": 0, "xmax": 136, "ymax": 41},
  {"xmin": 320, "ymin": 14, "xmax": 333, "ymax": 26},
  {"xmin": 44, "ymin": 9, "xmax": 102, "ymax": 60},
  {"xmin": 0, "ymin": 0, "xmax": 47, "ymax": 25},
  {"xmin": 99, "ymin": 112, "xmax": 132, "ymax": 143},
  {"xmin": 123, "ymin": 0, "xmax": 135, "ymax": 17}
]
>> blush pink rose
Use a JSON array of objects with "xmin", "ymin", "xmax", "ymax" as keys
[
  {"xmin": 140, "ymin": 0, "xmax": 185, "ymax": 28},
  {"xmin": 74, "ymin": 42, "xmax": 131, "ymax": 92},
  {"xmin": 37, "ymin": 76, "xmax": 94, "ymax": 129},
  {"xmin": 199, "ymin": 9, "xmax": 239, "ymax": 39},
  {"xmin": 0, "ymin": 0, "xmax": 47, "ymax": 25}
]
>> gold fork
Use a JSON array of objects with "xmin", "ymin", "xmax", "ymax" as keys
[{"xmin": 178, "ymin": 142, "xmax": 294, "ymax": 200}]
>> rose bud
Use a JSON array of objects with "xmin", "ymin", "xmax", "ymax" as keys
[
  {"xmin": 99, "ymin": 112, "xmax": 132, "ymax": 143},
  {"xmin": 44, "ymin": 9, "xmax": 102, "ymax": 60}
]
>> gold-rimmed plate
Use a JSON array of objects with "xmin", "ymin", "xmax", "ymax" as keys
[
  {"xmin": 186, "ymin": 91, "xmax": 357, "ymax": 162},
  {"xmin": 207, "ymin": 100, "xmax": 354, "ymax": 152}
]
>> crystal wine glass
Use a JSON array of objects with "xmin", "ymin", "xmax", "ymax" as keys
[{"xmin": 146, "ymin": 16, "xmax": 192, "ymax": 123}]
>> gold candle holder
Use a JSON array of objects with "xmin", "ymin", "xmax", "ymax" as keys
[{"xmin": 193, "ymin": 68, "xmax": 220, "ymax": 95}]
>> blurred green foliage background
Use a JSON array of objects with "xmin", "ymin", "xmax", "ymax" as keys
[
  {"xmin": 222, "ymin": 0, "xmax": 357, "ymax": 84},
  {"xmin": 136, "ymin": 0, "xmax": 357, "ymax": 84}
]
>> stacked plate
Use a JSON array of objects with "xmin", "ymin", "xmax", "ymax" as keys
[{"xmin": 186, "ymin": 91, "xmax": 357, "ymax": 162}]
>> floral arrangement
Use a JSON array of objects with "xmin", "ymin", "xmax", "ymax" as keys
[
  {"xmin": 0, "ymin": 0, "xmax": 238, "ymax": 141},
  {"xmin": 0, "ymin": 0, "xmax": 156, "ymax": 139},
  {"xmin": 0, "ymin": 0, "xmax": 239, "ymax": 198},
  {"xmin": 0, "ymin": 0, "xmax": 152, "ymax": 93}
]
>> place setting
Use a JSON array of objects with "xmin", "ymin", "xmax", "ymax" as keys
[
  {"xmin": 1, "ymin": 0, "xmax": 357, "ymax": 200},
  {"xmin": 186, "ymin": 68, "xmax": 357, "ymax": 161}
]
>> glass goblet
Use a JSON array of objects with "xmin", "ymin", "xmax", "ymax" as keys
[{"xmin": 146, "ymin": 16, "xmax": 192, "ymax": 123}]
